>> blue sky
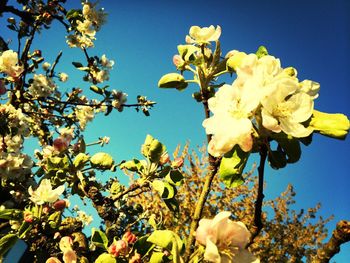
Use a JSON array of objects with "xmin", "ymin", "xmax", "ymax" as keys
[{"xmin": 2, "ymin": 0, "xmax": 350, "ymax": 261}]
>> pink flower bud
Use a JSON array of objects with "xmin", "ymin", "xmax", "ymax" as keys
[
  {"xmin": 123, "ymin": 231, "xmax": 137, "ymax": 244},
  {"xmin": 23, "ymin": 211, "xmax": 33, "ymax": 223},
  {"xmin": 53, "ymin": 200, "xmax": 67, "ymax": 211},
  {"xmin": 53, "ymin": 137, "xmax": 69, "ymax": 152},
  {"xmin": 42, "ymin": 205, "xmax": 51, "ymax": 214},
  {"xmin": 171, "ymin": 157, "xmax": 184, "ymax": 169},
  {"xmin": 159, "ymin": 153, "xmax": 170, "ymax": 165},
  {"xmin": 33, "ymin": 50, "xmax": 42, "ymax": 57},
  {"xmin": 173, "ymin": 55, "xmax": 184, "ymax": 68}
]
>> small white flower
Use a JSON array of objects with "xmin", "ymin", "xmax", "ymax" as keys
[
  {"xmin": 42, "ymin": 62, "xmax": 51, "ymax": 71},
  {"xmin": 101, "ymin": 54, "xmax": 114, "ymax": 68},
  {"xmin": 29, "ymin": 74, "xmax": 56, "ymax": 98},
  {"xmin": 186, "ymin": 25, "xmax": 221, "ymax": 44},
  {"xmin": 28, "ymin": 179, "xmax": 65, "ymax": 205},
  {"xmin": 77, "ymin": 210, "xmax": 93, "ymax": 226},
  {"xmin": 59, "ymin": 72, "xmax": 69, "ymax": 82}
]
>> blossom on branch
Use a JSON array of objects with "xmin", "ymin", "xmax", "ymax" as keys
[
  {"xmin": 28, "ymin": 179, "xmax": 65, "ymax": 205},
  {"xmin": 0, "ymin": 50, "xmax": 23, "ymax": 81},
  {"xmin": 195, "ymin": 211, "xmax": 259, "ymax": 263},
  {"xmin": 186, "ymin": 25, "xmax": 221, "ymax": 44}
]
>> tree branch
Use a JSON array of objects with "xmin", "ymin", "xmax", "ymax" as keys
[
  {"xmin": 313, "ymin": 220, "xmax": 350, "ymax": 263},
  {"xmin": 247, "ymin": 144, "xmax": 267, "ymax": 247}
]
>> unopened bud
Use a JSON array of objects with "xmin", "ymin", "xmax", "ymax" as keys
[
  {"xmin": 159, "ymin": 153, "xmax": 170, "ymax": 165},
  {"xmin": 53, "ymin": 200, "xmax": 68, "ymax": 211},
  {"xmin": 122, "ymin": 231, "xmax": 137, "ymax": 244},
  {"xmin": 7, "ymin": 17, "xmax": 16, "ymax": 24},
  {"xmin": 23, "ymin": 211, "xmax": 34, "ymax": 223}
]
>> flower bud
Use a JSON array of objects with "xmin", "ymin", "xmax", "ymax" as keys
[
  {"xmin": 7, "ymin": 17, "xmax": 16, "ymax": 24},
  {"xmin": 23, "ymin": 211, "xmax": 33, "ymax": 223},
  {"xmin": 53, "ymin": 199, "xmax": 68, "ymax": 211},
  {"xmin": 42, "ymin": 62, "xmax": 51, "ymax": 71},
  {"xmin": 33, "ymin": 50, "xmax": 42, "ymax": 57},
  {"xmin": 122, "ymin": 231, "xmax": 137, "ymax": 244},
  {"xmin": 159, "ymin": 152, "xmax": 170, "ymax": 165},
  {"xmin": 53, "ymin": 137, "xmax": 69, "ymax": 152},
  {"xmin": 226, "ymin": 51, "xmax": 247, "ymax": 72}
]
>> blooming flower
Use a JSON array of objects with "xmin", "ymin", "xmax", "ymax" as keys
[
  {"xmin": 195, "ymin": 211, "xmax": 259, "ymax": 263},
  {"xmin": 260, "ymin": 78, "xmax": 314, "ymax": 137},
  {"xmin": 77, "ymin": 210, "xmax": 93, "ymax": 226},
  {"xmin": 203, "ymin": 82, "xmax": 259, "ymax": 156},
  {"xmin": 186, "ymin": 25, "xmax": 221, "ymax": 44},
  {"xmin": 28, "ymin": 179, "xmax": 65, "ymax": 205},
  {"xmin": 75, "ymin": 105, "xmax": 94, "ymax": 130},
  {"xmin": 28, "ymin": 74, "xmax": 56, "ymax": 98},
  {"xmin": 0, "ymin": 50, "xmax": 23, "ymax": 80},
  {"xmin": 59, "ymin": 72, "xmax": 69, "ymax": 82},
  {"xmin": 59, "ymin": 236, "xmax": 77, "ymax": 263}
]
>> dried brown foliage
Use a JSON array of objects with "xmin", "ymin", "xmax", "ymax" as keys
[{"xmin": 129, "ymin": 144, "xmax": 333, "ymax": 262}]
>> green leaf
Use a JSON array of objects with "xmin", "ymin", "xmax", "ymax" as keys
[
  {"xmin": 90, "ymin": 152, "xmax": 114, "ymax": 170},
  {"xmin": 147, "ymin": 230, "xmax": 184, "ymax": 262},
  {"xmin": 164, "ymin": 198, "xmax": 179, "ymax": 216},
  {"xmin": 149, "ymin": 252, "xmax": 165, "ymax": 263},
  {"xmin": 309, "ymin": 110, "xmax": 350, "ymax": 140},
  {"xmin": 165, "ymin": 170, "xmax": 183, "ymax": 186},
  {"xmin": 94, "ymin": 253, "xmax": 116, "ymax": 263},
  {"xmin": 133, "ymin": 235, "xmax": 154, "ymax": 256},
  {"xmin": 90, "ymin": 85, "xmax": 104, "ymax": 95},
  {"xmin": 120, "ymin": 159, "xmax": 143, "ymax": 172},
  {"xmin": 158, "ymin": 73, "xmax": 188, "ymax": 90},
  {"xmin": 73, "ymin": 153, "xmax": 90, "ymax": 169},
  {"xmin": 91, "ymin": 228, "xmax": 109, "ymax": 250},
  {"xmin": 177, "ymin": 45, "xmax": 200, "ymax": 62},
  {"xmin": 152, "ymin": 180, "xmax": 175, "ymax": 199},
  {"xmin": 48, "ymin": 211, "xmax": 62, "ymax": 229},
  {"xmin": 72, "ymin": 61, "xmax": 83, "ymax": 68},
  {"xmin": 0, "ymin": 209, "xmax": 22, "ymax": 220},
  {"xmin": 218, "ymin": 146, "xmax": 249, "ymax": 188},
  {"xmin": 0, "ymin": 234, "xmax": 18, "ymax": 258},
  {"xmin": 46, "ymin": 156, "xmax": 69, "ymax": 171},
  {"xmin": 256, "ymin": 45, "xmax": 268, "ymax": 58},
  {"xmin": 276, "ymin": 137, "xmax": 301, "ymax": 163},
  {"xmin": 268, "ymin": 149, "xmax": 287, "ymax": 169},
  {"xmin": 18, "ymin": 221, "xmax": 32, "ymax": 239}
]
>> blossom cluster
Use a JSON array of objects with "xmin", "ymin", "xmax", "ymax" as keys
[
  {"xmin": 196, "ymin": 211, "xmax": 259, "ymax": 263},
  {"xmin": 203, "ymin": 52, "xmax": 319, "ymax": 157},
  {"xmin": 0, "ymin": 104, "xmax": 33, "ymax": 179},
  {"xmin": 66, "ymin": 2, "xmax": 107, "ymax": 48}
]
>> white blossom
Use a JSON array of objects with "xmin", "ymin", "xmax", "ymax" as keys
[
  {"xmin": 28, "ymin": 179, "xmax": 65, "ymax": 205},
  {"xmin": 29, "ymin": 74, "xmax": 56, "ymax": 98},
  {"xmin": 0, "ymin": 50, "xmax": 23, "ymax": 80},
  {"xmin": 77, "ymin": 210, "xmax": 93, "ymax": 226},
  {"xmin": 186, "ymin": 25, "xmax": 221, "ymax": 44}
]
